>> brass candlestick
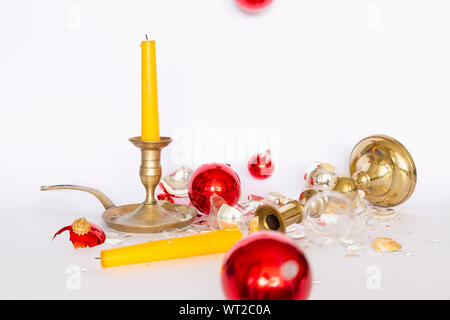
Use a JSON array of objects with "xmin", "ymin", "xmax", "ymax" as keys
[
  {"xmin": 330, "ymin": 134, "xmax": 417, "ymax": 207},
  {"xmin": 255, "ymin": 134, "xmax": 417, "ymax": 232},
  {"xmin": 41, "ymin": 136, "xmax": 197, "ymax": 233}
]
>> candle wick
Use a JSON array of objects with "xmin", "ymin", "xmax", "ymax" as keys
[{"xmin": 145, "ymin": 34, "xmax": 148, "ymax": 40}]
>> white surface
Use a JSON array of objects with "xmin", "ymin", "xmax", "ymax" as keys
[{"xmin": 0, "ymin": 0, "xmax": 449, "ymax": 299}]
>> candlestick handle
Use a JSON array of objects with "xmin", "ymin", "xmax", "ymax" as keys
[{"xmin": 40, "ymin": 184, "xmax": 115, "ymax": 209}]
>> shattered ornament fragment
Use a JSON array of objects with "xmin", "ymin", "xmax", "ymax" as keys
[
  {"xmin": 53, "ymin": 218, "xmax": 106, "ymax": 249},
  {"xmin": 161, "ymin": 166, "xmax": 193, "ymax": 197},
  {"xmin": 303, "ymin": 191, "xmax": 356, "ymax": 246},
  {"xmin": 303, "ymin": 162, "xmax": 336, "ymax": 190},
  {"xmin": 156, "ymin": 166, "xmax": 193, "ymax": 205},
  {"xmin": 208, "ymin": 195, "xmax": 245, "ymax": 231},
  {"xmin": 372, "ymin": 237, "xmax": 402, "ymax": 253}
]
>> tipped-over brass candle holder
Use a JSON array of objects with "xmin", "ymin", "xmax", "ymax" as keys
[
  {"xmin": 255, "ymin": 134, "xmax": 417, "ymax": 232},
  {"xmin": 41, "ymin": 136, "xmax": 197, "ymax": 233},
  {"xmin": 330, "ymin": 134, "xmax": 417, "ymax": 207}
]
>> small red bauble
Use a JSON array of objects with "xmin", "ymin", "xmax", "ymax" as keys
[
  {"xmin": 236, "ymin": 0, "xmax": 273, "ymax": 11},
  {"xmin": 248, "ymin": 150, "xmax": 275, "ymax": 179},
  {"xmin": 188, "ymin": 163, "xmax": 241, "ymax": 214},
  {"xmin": 53, "ymin": 218, "xmax": 106, "ymax": 249},
  {"xmin": 221, "ymin": 231, "xmax": 312, "ymax": 300}
]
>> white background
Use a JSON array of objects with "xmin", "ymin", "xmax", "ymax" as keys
[{"xmin": 0, "ymin": 0, "xmax": 449, "ymax": 299}]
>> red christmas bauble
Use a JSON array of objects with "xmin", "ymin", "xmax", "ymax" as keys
[
  {"xmin": 188, "ymin": 163, "xmax": 241, "ymax": 214},
  {"xmin": 236, "ymin": 0, "xmax": 273, "ymax": 11},
  {"xmin": 53, "ymin": 218, "xmax": 106, "ymax": 249},
  {"xmin": 248, "ymin": 150, "xmax": 274, "ymax": 179},
  {"xmin": 221, "ymin": 231, "xmax": 312, "ymax": 300}
]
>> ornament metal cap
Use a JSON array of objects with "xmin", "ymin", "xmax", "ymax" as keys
[{"xmin": 72, "ymin": 218, "xmax": 91, "ymax": 236}]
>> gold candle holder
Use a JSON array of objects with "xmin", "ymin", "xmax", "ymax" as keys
[
  {"xmin": 299, "ymin": 135, "xmax": 417, "ymax": 208},
  {"xmin": 330, "ymin": 134, "xmax": 417, "ymax": 207},
  {"xmin": 255, "ymin": 134, "xmax": 417, "ymax": 232},
  {"xmin": 41, "ymin": 136, "xmax": 197, "ymax": 233}
]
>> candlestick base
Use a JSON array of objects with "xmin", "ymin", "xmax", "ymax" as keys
[{"xmin": 103, "ymin": 201, "xmax": 197, "ymax": 233}]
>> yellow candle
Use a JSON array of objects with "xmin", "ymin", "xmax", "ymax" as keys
[
  {"xmin": 141, "ymin": 38, "xmax": 160, "ymax": 141},
  {"xmin": 100, "ymin": 229, "xmax": 243, "ymax": 268}
]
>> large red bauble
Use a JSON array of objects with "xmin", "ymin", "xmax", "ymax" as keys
[
  {"xmin": 236, "ymin": 0, "xmax": 273, "ymax": 11},
  {"xmin": 248, "ymin": 150, "xmax": 274, "ymax": 179},
  {"xmin": 221, "ymin": 231, "xmax": 312, "ymax": 300},
  {"xmin": 188, "ymin": 163, "xmax": 241, "ymax": 214}
]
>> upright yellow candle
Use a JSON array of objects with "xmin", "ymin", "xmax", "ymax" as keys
[
  {"xmin": 141, "ymin": 38, "xmax": 160, "ymax": 141},
  {"xmin": 100, "ymin": 229, "xmax": 243, "ymax": 268}
]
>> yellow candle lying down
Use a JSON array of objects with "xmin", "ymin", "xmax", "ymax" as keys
[{"xmin": 100, "ymin": 229, "xmax": 243, "ymax": 268}]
